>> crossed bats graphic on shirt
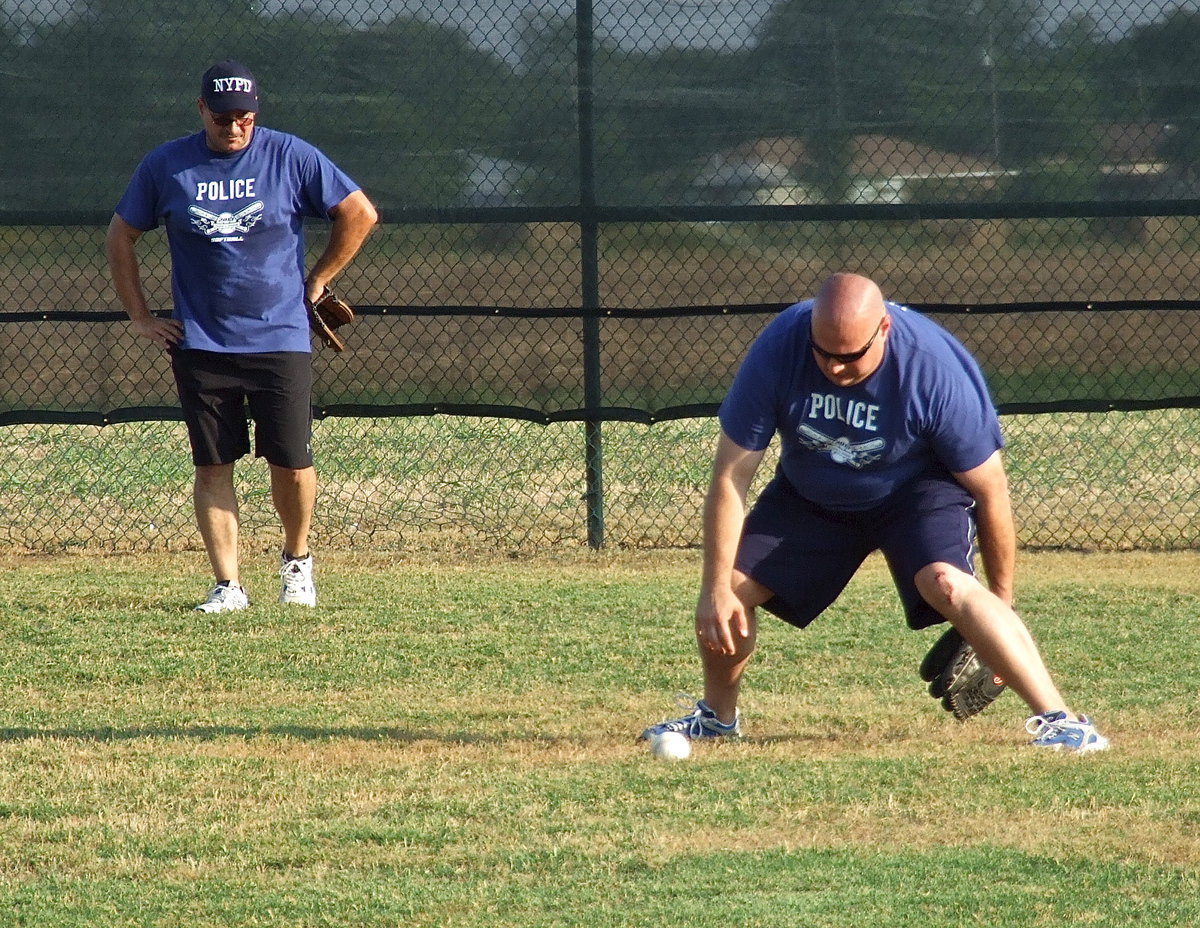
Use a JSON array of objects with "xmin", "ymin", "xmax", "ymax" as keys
[
  {"xmin": 796, "ymin": 423, "xmax": 886, "ymax": 469},
  {"xmin": 187, "ymin": 201, "xmax": 265, "ymax": 236}
]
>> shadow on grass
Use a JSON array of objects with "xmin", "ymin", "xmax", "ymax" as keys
[{"xmin": 0, "ymin": 724, "xmax": 560, "ymax": 744}]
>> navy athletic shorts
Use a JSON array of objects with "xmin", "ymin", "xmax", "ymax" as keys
[
  {"xmin": 734, "ymin": 470, "xmax": 978, "ymax": 630},
  {"xmin": 172, "ymin": 350, "xmax": 314, "ymax": 469}
]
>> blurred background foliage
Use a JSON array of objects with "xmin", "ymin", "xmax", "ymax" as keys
[{"xmin": 4, "ymin": 0, "xmax": 1200, "ymax": 215}]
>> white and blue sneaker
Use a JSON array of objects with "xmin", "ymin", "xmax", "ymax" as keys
[
  {"xmin": 1025, "ymin": 710, "xmax": 1110, "ymax": 754},
  {"xmin": 640, "ymin": 695, "xmax": 740, "ymax": 741},
  {"xmin": 194, "ymin": 581, "xmax": 249, "ymax": 614}
]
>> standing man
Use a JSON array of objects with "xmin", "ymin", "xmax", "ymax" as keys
[
  {"xmin": 106, "ymin": 60, "xmax": 377, "ymax": 612},
  {"xmin": 641, "ymin": 273, "xmax": 1109, "ymax": 753}
]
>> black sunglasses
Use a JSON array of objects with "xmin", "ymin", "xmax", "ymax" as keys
[
  {"xmin": 210, "ymin": 112, "xmax": 255, "ymax": 128},
  {"xmin": 809, "ymin": 316, "xmax": 886, "ymax": 365}
]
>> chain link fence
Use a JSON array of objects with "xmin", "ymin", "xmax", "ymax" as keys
[
  {"xmin": 2, "ymin": 1, "xmax": 1199, "ymax": 553},
  {"xmin": 4, "ymin": 409, "xmax": 1199, "ymax": 554}
]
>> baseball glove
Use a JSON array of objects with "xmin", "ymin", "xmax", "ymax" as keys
[
  {"xmin": 919, "ymin": 627, "xmax": 1007, "ymax": 720},
  {"xmin": 307, "ymin": 287, "xmax": 355, "ymax": 352}
]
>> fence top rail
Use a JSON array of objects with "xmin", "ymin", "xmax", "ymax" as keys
[
  {"xmin": 5, "ymin": 301, "xmax": 1200, "ymax": 324},
  {"xmin": 7, "ymin": 198, "xmax": 1200, "ymax": 228}
]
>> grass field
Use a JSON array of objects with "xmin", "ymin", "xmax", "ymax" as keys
[{"xmin": 1, "ymin": 548, "xmax": 1197, "ymax": 926}]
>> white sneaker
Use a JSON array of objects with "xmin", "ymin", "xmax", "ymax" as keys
[
  {"xmin": 1025, "ymin": 711, "xmax": 1110, "ymax": 754},
  {"xmin": 279, "ymin": 553, "xmax": 317, "ymax": 607},
  {"xmin": 195, "ymin": 581, "xmax": 249, "ymax": 613}
]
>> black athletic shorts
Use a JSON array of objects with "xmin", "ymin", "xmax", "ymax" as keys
[
  {"xmin": 172, "ymin": 350, "xmax": 314, "ymax": 469},
  {"xmin": 734, "ymin": 470, "xmax": 978, "ymax": 630}
]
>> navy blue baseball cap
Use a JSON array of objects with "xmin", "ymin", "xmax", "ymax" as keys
[{"xmin": 200, "ymin": 59, "xmax": 259, "ymax": 113}]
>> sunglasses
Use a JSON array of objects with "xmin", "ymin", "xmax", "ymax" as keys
[
  {"xmin": 810, "ymin": 316, "xmax": 886, "ymax": 365},
  {"xmin": 209, "ymin": 112, "xmax": 255, "ymax": 128}
]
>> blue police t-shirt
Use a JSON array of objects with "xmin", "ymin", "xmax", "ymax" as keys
[
  {"xmin": 719, "ymin": 300, "xmax": 1003, "ymax": 511},
  {"xmin": 115, "ymin": 126, "xmax": 360, "ymax": 353}
]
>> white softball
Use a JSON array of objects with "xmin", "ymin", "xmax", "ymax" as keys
[{"xmin": 649, "ymin": 730, "xmax": 692, "ymax": 760}]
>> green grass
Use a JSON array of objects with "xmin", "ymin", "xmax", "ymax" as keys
[{"xmin": 0, "ymin": 549, "xmax": 1197, "ymax": 926}]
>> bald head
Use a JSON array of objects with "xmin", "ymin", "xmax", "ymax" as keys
[
  {"xmin": 809, "ymin": 273, "xmax": 891, "ymax": 385},
  {"xmin": 812, "ymin": 273, "xmax": 885, "ymax": 332}
]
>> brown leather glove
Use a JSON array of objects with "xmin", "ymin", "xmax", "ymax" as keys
[{"xmin": 307, "ymin": 287, "xmax": 355, "ymax": 352}]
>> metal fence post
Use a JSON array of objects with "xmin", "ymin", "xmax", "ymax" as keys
[{"xmin": 577, "ymin": 0, "xmax": 604, "ymax": 548}]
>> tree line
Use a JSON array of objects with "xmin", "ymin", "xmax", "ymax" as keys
[{"xmin": 1, "ymin": 0, "xmax": 1196, "ymax": 214}]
